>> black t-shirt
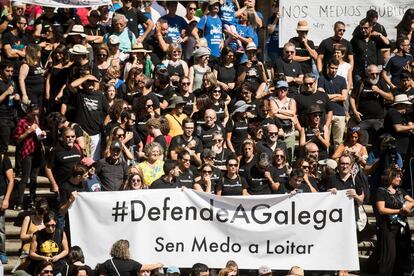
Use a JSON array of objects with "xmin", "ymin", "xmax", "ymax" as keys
[
  {"xmin": 150, "ymin": 177, "xmax": 179, "ymax": 189},
  {"xmin": 318, "ymin": 37, "xmax": 353, "ymax": 66},
  {"xmin": 102, "ymin": 258, "xmax": 142, "ymax": 276},
  {"xmin": 288, "ymin": 37, "xmax": 316, "ymax": 74},
  {"xmin": 246, "ymin": 165, "xmax": 281, "ymax": 195},
  {"xmin": 284, "ymin": 181, "xmax": 312, "ymax": 193},
  {"xmin": 196, "ymin": 124, "xmax": 224, "ymax": 148},
  {"xmin": 225, "ymin": 118, "xmax": 249, "ymax": 154},
  {"xmin": 213, "ymin": 148, "xmax": 232, "ymax": 170},
  {"xmin": 239, "ymin": 156, "xmax": 258, "ymax": 179},
  {"xmin": 35, "ymin": 228, "xmax": 64, "ymax": 257},
  {"xmin": 72, "ymin": 90, "xmax": 109, "ymax": 135},
  {"xmin": 351, "ymin": 79, "xmax": 390, "ymax": 119},
  {"xmin": 59, "ymin": 180, "xmax": 86, "ymax": 208},
  {"xmin": 2, "ymin": 32, "xmax": 29, "ymax": 75},
  {"xmin": 145, "ymin": 34, "xmax": 173, "ymax": 65},
  {"xmin": 375, "ymin": 187, "xmax": 408, "ymax": 227},
  {"xmin": 216, "ymin": 175, "xmax": 248, "ymax": 196},
  {"xmin": 34, "ymin": 14, "xmax": 61, "ymax": 34},
  {"xmin": 154, "ymin": 85, "xmax": 174, "ymax": 106},
  {"xmin": 273, "ymin": 58, "xmax": 303, "ymax": 95},
  {"xmin": 47, "ymin": 144, "xmax": 82, "ymax": 186},
  {"xmin": 214, "ymin": 64, "xmax": 237, "ymax": 84},
  {"xmin": 115, "ymin": 7, "xmax": 148, "ymax": 38},
  {"xmin": 295, "ymin": 91, "xmax": 331, "ymax": 127},
  {"xmin": 383, "ymin": 54, "xmax": 413, "ymax": 86},
  {"xmin": 0, "ymin": 79, "xmax": 15, "ymax": 120},
  {"xmin": 132, "ymin": 92, "xmax": 160, "ymax": 116},
  {"xmin": 0, "ymin": 154, "xmax": 12, "ymax": 196},
  {"xmin": 273, "ymin": 166, "xmax": 289, "ymax": 188},
  {"xmin": 176, "ymin": 168, "xmax": 197, "ymax": 188},
  {"xmin": 351, "ymin": 35, "xmax": 387, "ymax": 76},
  {"xmin": 383, "ymin": 108, "xmax": 411, "ymax": 155}
]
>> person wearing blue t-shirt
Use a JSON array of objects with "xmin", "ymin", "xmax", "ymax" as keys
[
  {"xmin": 234, "ymin": 0, "xmax": 263, "ymax": 28},
  {"xmin": 192, "ymin": 0, "xmax": 223, "ymax": 59},
  {"xmin": 220, "ymin": 0, "xmax": 239, "ymax": 25},
  {"xmin": 159, "ymin": 2, "xmax": 188, "ymax": 44}
]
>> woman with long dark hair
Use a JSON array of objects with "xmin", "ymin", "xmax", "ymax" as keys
[
  {"xmin": 396, "ymin": 8, "xmax": 414, "ymax": 55},
  {"xmin": 216, "ymin": 156, "xmax": 249, "ymax": 196},
  {"xmin": 14, "ymin": 106, "xmax": 46, "ymax": 210},
  {"xmin": 213, "ymin": 46, "xmax": 237, "ymax": 93},
  {"xmin": 376, "ymin": 167, "xmax": 413, "ymax": 276}
]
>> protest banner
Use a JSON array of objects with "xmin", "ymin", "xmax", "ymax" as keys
[
  {"xmin": 19, "ymin": 0, "xmax": 111, "ymax": 8},
  {"xmin": 69, "ymin": 189, "xmax": 359, "ymax": 270},
  {"xmin": 279, "ymin": 0, "xmax": 414, "ymax": 47}
]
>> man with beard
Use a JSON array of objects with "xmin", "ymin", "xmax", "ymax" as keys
[
  {"xmin": 394, "ymin": 71, "xmax": 414, "ymax": 100},
  {"xmin": 351, "ymin": 18, "xmax": 389, "ymax": 81},
  {"xmin": 169, "ymin": 118, "xmax": 203, "ymax": 166},
  {"xmin": 175, "ymin": 150, "xmax": 200, "ymax": 188},
  {"xmin": 45, "ymin": 127, "xmax": 83, "ymax": 194},
  {"xmin": 350, "ymin": 64, "xmax": 393, "ymax": 145},
  {"xmin": 2, "ymin": 16, "xmax": 28, "ymax": 79}
]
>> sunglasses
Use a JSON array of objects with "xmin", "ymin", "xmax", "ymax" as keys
[
  {"xmin": 337, "ymin": 29, "xmax": 346, "ymax": 32},
  {"xmin": 116, "ymin": 133, "xmax": 125, "ymax": 138},
  {"xmin": 285, "ymin": 51, "xmax": 294, "ymax": 54},
  {"xmin": 302, "ymin": 165, "xmax": 309, "ymax": 169},
  {"xmin": 182, "ymin": 82, "xmax": 190, "ymax": 85},
  {"xmin": 228, "ymin": 163, "xmax": 238, "ymax": 167},
  {"xmin": 146, "ymin": 104, "xmax": 153, "ymax": 108},
  {"xmin": 189, "ymin": 7, "xmax": 197, "ymax": 11},
  {"xmin": 268, "ymin": 132, "xmax": 278, "ymax": 136},
  {"xmin": 41, "ymin": 270, "xmax": 53, "ymax": 274},
  {"xmin": 213, "ymin": 139, "xmax": 223, "ymax": 142},
  {"xmin": 203, "ymin": 170, "xmax": 213, "ymax": 174},
  {"xmin": 275, "ymin": 154, "xmax": 284, "ymax": 159},
  {"xmin": 65, "ymin": 135, "xmax": 76, "ymax": 138}
]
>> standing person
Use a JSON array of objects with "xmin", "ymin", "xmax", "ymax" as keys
[
  {"xmin": 19, "ymin": 44, "xmax": 46, "ymax": 107},
  {"xmin": 14, "ymin": 105, "xmax": 45, "ymax": 210},
  {"xmin": 175, "ymin": 150, "xmax": 199, "ymax": 188},
  {"xmin": 381, "ymin": 36, "xmax": 413, "ymax": 89},
  {"xmin": 159, "ymin": 1, "xmax": 188, "ymax": 44},
  {"xmin": 246, "ymin": 153, "xmax": 282, "ymax": 195},
  {"xmin": 165, "ymin": 96, "xmax": 188, "ymax": 137},
  {"xmin": 273, "ymin": 43, "xmax": 304, "ymax": 96},
  {"xmin": 216, "ymin": 157, "xmax": 249, "ymax": 196},
  {"xmin": 196, "ymin": 109, "xmax": 224, "ymax": 149},
  {"xmin": 103, "ymin": 14, "xmax": 136, "ymax": 53},
  {"xmin": 350, "ymin": 18, "xmax": 389, "ymax": 81},
  {"xmin": 150, "ymin": 160, "xmax": 180, "ymax": 189},
  {"xmin": 101, "ymin": 240, "xmax": 162, "ymax": 276},
  {"xmin": 116, "ymin": 0, "xmax": 154, "ymax": 41},
  {"xmin": 317, "ymin": 21, "xmax": 354, "ymax": 73},
  {"xmin": 213, "ymin": 47, "xmax": 237, "ymax": 93},
  {"xmin": 317, "ymin": 58, "xmax": 348, "ymax": 149},
  {"xmin": 225, "ymin": 100, "xmax": 250, "ymax": 156},
  {"xmin": 396, "ymin": 8, "xmax": 414, "ymax": 55},
  {"xmin": 289, "ymin": 20, "xmax": 317, "ymax": 75},
  {"xmin": 66, "ymin": 74, "xmax": 109, "ymax": 160},
  {"xmin": 45, "ymin": 127, "xmax": 82, "ymax": 195},
  {"xmin": 0, "ymin": 61, "xmax": 19, "ymax": 154},
  {"xmin": 266, "ymin": 0, "xmax": 281, "ymax": 67},
  {"xmin": 376, "ymin": 167, "xmax": 413, "ymax": 276},
  {"xmin": 192, "ymin": 0, "xmax": 223, "ymax": 61},
  {"xmin": 95, "ymin": 140, "xmax": 129, "ymax": 191}
]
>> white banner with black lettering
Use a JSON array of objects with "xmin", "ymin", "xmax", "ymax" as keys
[
  {"xmin": 69, "ymin": 190, "xmax": 359, "ymax": 270},
  {"xmin": 279, "ymin": 0, "xmax": 414, "ymax": 47},
  {"xmin": 19, "ymin": 0, "xmax": 111, "ymax": 8}
]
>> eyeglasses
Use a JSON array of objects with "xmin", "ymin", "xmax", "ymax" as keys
[
  {"xmin": 268, "ymin": 132, "xmax": 278, "ymax": 136},
  {"xmin": 275, "ymin": 154, "xmax": 284, "ymax": 159},
  {"xmin": 182, "ymin": 158, "xmax": 191, "ymax": 163},
  {"xmin": 304, "ymin": 82, "xmax": 314, "ymax": 86},
  {"xmin": 285, "ymin": 51, "xmax": 294, "ymax": 54},
  {"xmin": 302, "ymin": 165, "xmax": 309, "ymax": 169},
  {"xmin": 182, "ymin": 82, "xmax": 190, "ymax": 85},
  {"xmin": 65, "ymin": 135, "xmax": 76, "ymax": 138},
  {"xmin": 131, "ymin": 178, "xmax": 142, "ymax": 183},
  {"xmin": 369, "ymin": 73, "xmax": 379, "ymax": 76},
  {"xmin": 213, "ymin": 139, "xmax": 223, "ymax": 142},
  {"xmin": 337, "ymin": 29, "xmax": 346, "ymax": 32},
  {"xmin": 228, "ymin": 163, "xmax": 238, "ymax": 167},
  {"xmin": 98, "ymin": 54, "xmax": 107, "ymax": 57},
  {"xmin": 41, "ymin": 270, "xmax": 53, "ymax": 274},
  {"xmin": 203, "ymin": 170, "xmax": 213, "ymax": 174},
  {"xmin": 213, "ymin": 89, "xmax": 221, "ymax": 93},
  {"xmin": 116, "ymin": 133, "xmax": 125, "ymax": 138},
  {"xmin": 173, "ymin": 50, "xmax": 182, "ymax": 54},
  {"xmin": 146, "ymin": 104, "xmax": 153, "ymax": 108},
  {"xmin": 45, "ymin": 223, "xmax": 56, "ymax": 228},
  {"xmin": 189, "ymin": 7, "xmax": 197, "ymax": 11}
]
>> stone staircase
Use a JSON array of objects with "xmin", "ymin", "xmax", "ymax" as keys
[{"xmin": 3, "ymin": 146, "xmax": 414, "ymax": 275}]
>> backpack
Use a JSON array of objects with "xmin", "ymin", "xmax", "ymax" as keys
[{"xmin": 71, "ymin": 123, "xmax": 91, "ymax": 157}]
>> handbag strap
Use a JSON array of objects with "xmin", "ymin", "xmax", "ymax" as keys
[{"xmin": 111, "ymin": 258, "xmax": 121, "ymax": 276}]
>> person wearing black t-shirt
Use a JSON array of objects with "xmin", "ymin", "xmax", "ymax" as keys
[
  {"xmin": 226, "ymin": 101, "xmax": 250, "ymax": 155},
  {"xmin": 288, "ymin": 20, "xmax": 317, "ymax": 75},
  {"xmin": 216, "ymin": 157, "xmax": 249, "ymax": 196},
  {"xmin": 194, "ymin": 163, "xmax": 218, "ymax": 194},
  {"xmin": 2, "ymin": 16, "xmax": 28, "ymax": 78},
  {"xmin": 317, "ymin": 21, "xmax": 354, "ymax": 73},
  {"xmin": 101, "ymin": 240, "xmax": 162, "ymax": 276},
  {"xmin": 116, "ymin": 0, "xmax": 154, "ymax": 40},
  {"xmin": 383, "ymin": 94, "xmax": 414, "ymax": 158},
  {"xmin": 350, "ymin": 65, "xmax": 393, "ymax": 145},
  {"xmin": 273, "ymin": 43, "xmax": 304, "ymax": 96},
  {"xmin": 200, "ymin": 149, "xmax": 222, "ymax": 190},
  {"xmin": 175, "ymin": 150, "xmax": 200, "ymax": 188},
  {"xmin": 246, "ymin": 153, "xmax": 282, "ymax": 195},
  {"xmin": 151, "ymin": 160, "xmax": 181, "ymax": 189},
  {"xmin": 0, "ymin": 152, "xmax": 14, "ymax": 264},
  {"xmin": 34, "ymin": 7, "xmax": 60, "ymax": 37},
  {"xmin": 196, "ymin": 109, "xmax": 224, "ymax": 149},
  {"xmin": 239, "ymin": 139, "xmax": 258, "ymax": 179}
]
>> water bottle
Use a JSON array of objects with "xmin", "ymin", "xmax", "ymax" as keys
[
  {"xmin": 145, "ymin": 55, "xmax": 152, "ymax": 77},
  {"xmin": 7, "ymin": 95, "xmax": 14, "ymax": 107}
]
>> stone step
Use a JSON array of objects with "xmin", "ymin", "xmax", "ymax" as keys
[{"xmin": 4, "ymin": 255, "xmax": 21, "ymax": 275}]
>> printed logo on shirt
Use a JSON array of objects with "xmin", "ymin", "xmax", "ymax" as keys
[
  {"xmin": 84, "ymin": 97, "xmax": 99, "ymax": 111},
  {"xmin": 40, "ymin": 240, "xmax": 59, "ymax": 257}
]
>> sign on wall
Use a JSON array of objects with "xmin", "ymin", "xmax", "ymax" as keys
[{"xmin": 279, "ymin": 0, "xmax": 414, "ymax": 47}]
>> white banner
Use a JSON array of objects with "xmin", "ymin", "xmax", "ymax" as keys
[
  {"xmin": 19, "ymin": 0, "xmax": 111, "ymax": 8},
  {"xmin": 69, "ymin": 190, "xmax": 359, "ymax": 270},
  {"xmin": 279, "ymin": 0, "xmax": 414, "ymax": 47}
]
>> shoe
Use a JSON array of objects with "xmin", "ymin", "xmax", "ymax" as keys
[
  {"xmin": 0, "ymin": 253, "xmax": 9, "ymax": 264},
  {"xmin": 15, "ymin": 204, "xmax": 23, "ymax": 211}
]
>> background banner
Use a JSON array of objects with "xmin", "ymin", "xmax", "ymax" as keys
[
  {"xmin": 69, "ymin": 190, "xmax": 359, "ymax": 270},
  {"xmin": 19, "ymin": 0, "xmax": 111, "ymax": 8},
  {"xmin": 279, "ymin": 0, "xmax": 414, "ymax": 47}
]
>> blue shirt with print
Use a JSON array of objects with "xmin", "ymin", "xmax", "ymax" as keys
[
  {"xmin": 197, "ymin": 15, "xmax": 223, "ymax": 58},
  {"xmin": 220, "ymin": 0, "xmax": 237, "ymax": 25},
  {"xmin": 160, "ymin": 15, "xmax": 188, "ymax": 44},
  {"xmin": 266, "ymin": 16, "xmax": 279, "ymax": 52},
  {"xmin": 138, "ymin": 12, "xmax": 152, "ymax": 37}
]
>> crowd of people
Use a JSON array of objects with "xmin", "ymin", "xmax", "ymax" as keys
[{"xmin": 0, "ymin": 0, "xmax": 413, "ymax": 275}]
